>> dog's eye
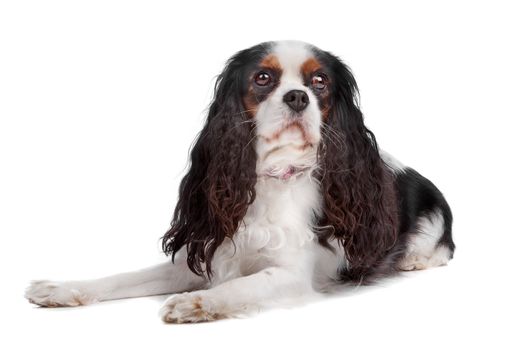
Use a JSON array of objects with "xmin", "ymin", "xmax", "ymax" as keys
[
  {"xmin": 311, "ymin": 73, "xmax": 328, "ymax": 90},
  {"xmin": 254, "ymin": 71, "xmax": 272, "ymax": 86}
]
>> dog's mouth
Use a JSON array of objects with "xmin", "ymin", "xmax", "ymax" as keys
[{"xmin": 260, "ymin": 119, "xmax": 320, "ymax": 146}]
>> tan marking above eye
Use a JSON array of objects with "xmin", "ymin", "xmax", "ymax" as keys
[
  {"xmin": 301, "ymin": 57, "xmax": 322, "ymax": 77},
  {"xmin": 260, "ymin": 54, "xmax": 282, "ymax": 72}
]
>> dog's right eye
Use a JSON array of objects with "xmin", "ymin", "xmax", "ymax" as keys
[{"xmin": 254, "ymin": 71, "xmax": 272, "ymax": 86}]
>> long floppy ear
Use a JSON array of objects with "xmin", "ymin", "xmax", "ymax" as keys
[
  {"xmin": 162, "ymin": 52, "xmax": 258, "ymax": 278},
  {"xmin": 317, "ymin": 56, "xmax": 398, "ymax": 281}
]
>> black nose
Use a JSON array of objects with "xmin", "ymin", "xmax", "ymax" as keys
[{"xmin": 283, "ymin": 90, "xmax": 309, "ymax": 113}]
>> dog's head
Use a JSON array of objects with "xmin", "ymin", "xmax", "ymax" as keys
[{"xmin": 163, "ymin": 41, "xmax": 397, "ymax": 277}]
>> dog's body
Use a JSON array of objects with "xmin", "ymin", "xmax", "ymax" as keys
[{"xmin": 26, "ymin": 41, "xmax": 455, "ymax": 323}]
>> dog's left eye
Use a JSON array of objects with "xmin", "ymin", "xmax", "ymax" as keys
[{"xmin": 311, "ymin": 73, "xmax": 328, "ymax": 90}]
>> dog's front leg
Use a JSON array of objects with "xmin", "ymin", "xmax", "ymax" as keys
[
  {"xmin": 159, "ymin": 266, "xmax": 312, "ymax": 323},
  {"xmin": 26, "ymin": 254, "xmax": 206, "ymax": 307}
]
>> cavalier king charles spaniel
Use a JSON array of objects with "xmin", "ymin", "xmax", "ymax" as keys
[{"xmin": 26, "ymin": 41, "xmax": 455, "ymax": 323}]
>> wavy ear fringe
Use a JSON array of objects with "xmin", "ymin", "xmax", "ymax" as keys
[
  {"xmin": 317, "ymin": 57, "xmax": 398, "ymax": 281},
  {"xmin": 162, "ymin": 50, "xmax": 259, "ymax": 278}
]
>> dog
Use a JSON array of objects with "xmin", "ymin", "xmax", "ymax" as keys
[{"xmin": 25, "ymin": 40, "xmax": 455, "ymax": 323}]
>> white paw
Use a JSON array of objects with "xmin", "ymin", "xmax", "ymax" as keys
[
  {"xmin": 25, "ymin": 280, "xmax": 96, "ymax": 307},
  {"xmin": 398, "ymin": 254, "xmax": 430, "ymax": 271},
  {"xmin": 159, "ymin": 292, "xmax": 228, "ymax": 324},
  {"xmin": 398, "ymin": 246, "xmax": 451, "ymax": 271}
]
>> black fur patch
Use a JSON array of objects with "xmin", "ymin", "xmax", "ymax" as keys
[{"xmin": 394, "ymin": 168, "xmax": 455, "ymax": 255}]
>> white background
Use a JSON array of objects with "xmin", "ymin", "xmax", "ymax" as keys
[{"xmin": 1, "ymin": 0, "xmax": 524, "ymax": 349}]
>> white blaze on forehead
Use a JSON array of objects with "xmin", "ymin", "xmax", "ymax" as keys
[{"xmin": 272, "ymin": 41, "xmax": 313, "ymax": 82}]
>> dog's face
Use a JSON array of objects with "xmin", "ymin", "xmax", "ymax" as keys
[{"xmin": 243, "ymin": 41, "xmax": 330, "ymax": 179}]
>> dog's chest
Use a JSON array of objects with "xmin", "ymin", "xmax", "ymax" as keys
[{"xmin": 210, "ymin": 176, "xmax": 321, "ymax": 284}]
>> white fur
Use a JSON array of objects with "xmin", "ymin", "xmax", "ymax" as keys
[
  {"xmin": 380, "ymin": 149, "xmax": 407, "ymax": 173},
  {"xmin": 398, "ymin": 210, "xmax": 452, "ymax": 271}
]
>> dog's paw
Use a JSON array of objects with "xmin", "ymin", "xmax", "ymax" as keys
[
  {"xmin": 398, "ymin": 246, "xmax": 451, "ymax": 271},
  {"xmin": 159, "ymin": 292, "xmax": 228, "ymax": 324},
  {"xmin": 25, "ymin": 280, "xmax": 96, "ymax": 307},
  {"xmin": 398, "ymin": 254, "xmax": 430, "ymax": 271}
]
